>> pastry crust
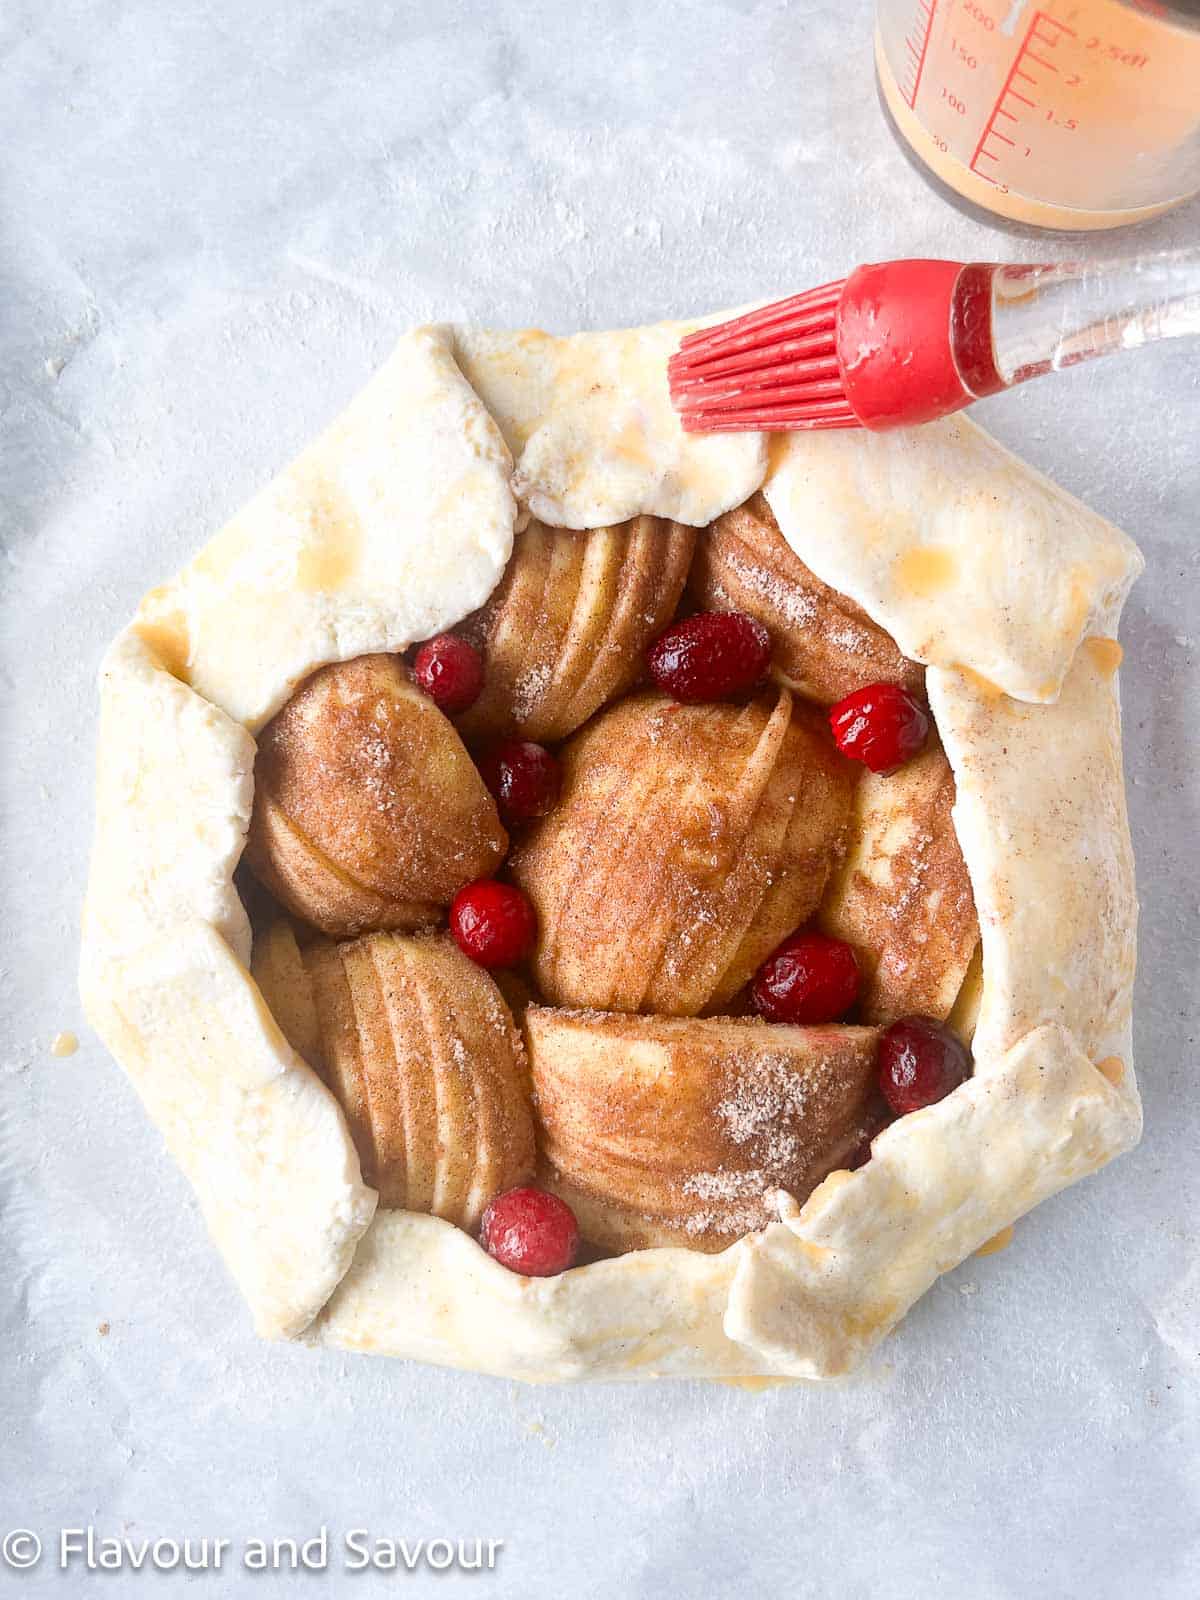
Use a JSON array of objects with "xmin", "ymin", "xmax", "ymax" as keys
[
  {"xmin": 80, "ymin": 313, "xmax": 1144, "ymax": 1380},
  {"xmin": 133, "ymin": 326, "xmax": 518, "ymax": 732},
  {"xmin": 928, "ymin": 639, "xmax": 1138, "ymax": 1070},
  {"xmin": 761, "ymin": 420, "xmax": 1140, "ymax": 704},
  {"xmin": 451, "ymin": 322, "xmax": 767, "ymax": 529}
]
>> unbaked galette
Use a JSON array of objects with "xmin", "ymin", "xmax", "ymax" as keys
[{"xmin": 81, "ymin": 319, "xmax": 1143, "ymax": 1380}]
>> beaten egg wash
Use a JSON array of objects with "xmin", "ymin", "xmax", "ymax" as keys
[{"xmin": 874, "ymin": 0, "xmax": 1200, "ymax": 229}]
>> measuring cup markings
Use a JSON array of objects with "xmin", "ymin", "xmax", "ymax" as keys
[
  {"xmin": 969, "ymin": 10, "xmax": 1076, "ymax": 186},
  {"xmin": 876, "ymin": 0, "xmax": 1200, "ymax": 226},
  {"xmin": 900, "ymin": 0, "xmax": 937, "ymax": 107}
]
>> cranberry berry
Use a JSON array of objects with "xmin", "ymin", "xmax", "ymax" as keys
[
  {"xmin": 450, "ymin": 879, "xmax": 536, "ymax": 968},
  {"xmin": 479, "ymin": 740, "xmax": 562, "ymax": 826},
  {"xmin": 481, "ymin": 1185, "xmax": 580, "ymax": 1276},
  {"xmin": 647, "ymin": 611, "xmax": 771, "ymax": 703},
  {"xmin": 751, "ymin": 930, "xmax": 860, "ymax": 1025},
  {"xmin": 829, "ymin": 682, "xmax": 930, "ymax": 774},
  {"xmin": 412, "ymin": 633, "xmax": 484, "ymax": 715},
  {"xmin": 878, "ymin": 1015, "xmax": 971, "ymax": 1116}
]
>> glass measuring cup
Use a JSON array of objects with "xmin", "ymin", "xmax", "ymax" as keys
[{"xmin": 875, "ymin": 0, "xmax": 1200, "ymax": 231}]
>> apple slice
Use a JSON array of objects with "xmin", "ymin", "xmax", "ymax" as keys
[
  {"xmin": 509, "ymin": 688, "xmax": 855, "ymax": 1017},
  {"xmin": 245, "ymin": 653, "xmax": 507, "ymax": 937},
  {"xmin": 526, "ymin": 1006, "xmax": 881, "ymax": 1253},
  {"xmin": 253, "ymin": 923, "xmax": 534, "ymax": 1229},
  {"xmin": 819, "ymin": 743, "xmax": 979, "ymax": 1024},
  {"xmin": 691, "ymin": 494, "xmax": 923, "ymax": 705},
  {"xmin": 457, "ymin": 515, "xmax": 696, "ymax": 742}
]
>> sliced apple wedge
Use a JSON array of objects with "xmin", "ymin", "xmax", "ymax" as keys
[
  {"xmin": 947, "ymin": 943, "xmax": 985, "ymax": 1046},
  {"xmin": 691, "ymin": 494, "xmax": 924, "ymax": 705},
  {"xmin": 526, "ymin": 1006, "xmax": 881, "ymax": 1253},
  {"xmin": 252, "ymin": 923, "xmax": 534, "ymax": 1229},
  {"xmin": 819, "ymin": 744, "xmax": 979, "ymax": 1024},
  {"xmin": 245, "ymin": 653, "xmax": 507, "ymax": 938},
  {"xmin": 509, "ymin": 688, "xmax": 856, "ymax": 1017},
  {"xmin": 456, "ymin": 515, "xmax": 696, "ymax": 743}
]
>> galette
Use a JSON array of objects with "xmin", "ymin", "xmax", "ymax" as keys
[{"xmin": 80, "ymin": 319, "xmax": 1142, "ymax": 1380}]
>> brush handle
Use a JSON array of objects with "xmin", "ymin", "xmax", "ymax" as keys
[{"xmin": 987, "ymin": 249, "xmax": 1200, "ymax": 390}]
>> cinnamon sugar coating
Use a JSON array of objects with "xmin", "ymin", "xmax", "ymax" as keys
[
  {"xmin": 690, "ymin": 494, "xmax": 925, "ymax": 705},
  {"xmin": 819, "ymin": 743, "xmax": 979, "ymax": 1024},
  {"xmin": 244, "ymin": 519, "xmax": 978, "ymax": 1259},
  {"xmin": 245, "ymin": 654, "xmax": 507, "ymax": 937},
  {"xmin": 509, "ymin": 688, "xmax": 856, "ymax": 1017},
  {"xmin": 526, "ymin": 1007, "xmax": 881, "ymax": 1252},
  {"xmin": 253, "ymin": 923, "xmax": 534, "ymax": 1228},
  {"xmin": 456, "ymin": 516, "xmax": 696, "ymax": 743}
]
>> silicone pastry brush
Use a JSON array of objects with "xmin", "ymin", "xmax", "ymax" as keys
[{"xmin": 668, "ymin": 249, "xmax": 1200, "ymax": 432}]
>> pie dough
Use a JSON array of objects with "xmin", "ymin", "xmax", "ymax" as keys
[{"xmin": 80, "ymin": 313, "xmax": 1143, "ymax": 1378}]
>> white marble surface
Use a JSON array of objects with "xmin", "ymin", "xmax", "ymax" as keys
[{"xmin": 2, "ymin": 1, "xmax": 1198, "ymax": 1594}]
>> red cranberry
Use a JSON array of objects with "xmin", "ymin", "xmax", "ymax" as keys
[
  {"xmin": 479, "ymin": 740, "xmax": 561, "ymax": 826},
  {"xmin": 450, "ymin": 879, "xmax": 536, "ymax": 968},
  {"xmin": 647, "ymin": 611, "xmax": 771, "ymax": 703},
  {"xmin": 878, "ymin": 1015, "xmax": 971, "ymax": 1116},
  {"xmin": 412, "ymin": 633, "xmax": 484, "ymax": 714},
  {"xmin": 481, "ymin": 1186, "xmax": 580, "ymax": 1276},
  {"xmin": 829, "ymin": 682, "xmax": 930, "ymax": 773},
  {"xmin": 751, "ymin": 930, "xmax": 860, "ymax": 1024}
]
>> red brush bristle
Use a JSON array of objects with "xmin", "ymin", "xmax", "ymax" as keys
[
  {"xmin": 670, "ymin": 278, "xmax": 858, "ymax": 433},
  {"xmin": 674, "ymin": 280, "xmax": 844, "ymax": 357}
]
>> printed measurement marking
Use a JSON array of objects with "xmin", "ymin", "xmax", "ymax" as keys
[
  {"xmin": 902, "ymin": 0, "xmax": 938, "ymax": 109},
  {"xmin": 968, "ymin": 10, "xmax": 1075, "ymax": 182},
  {"xmin": 1085, "ymin": 37, "xmax": 1149, "ymax": 68}
]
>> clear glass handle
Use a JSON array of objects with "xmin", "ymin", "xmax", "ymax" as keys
[{"xmin": 988, "ymin": 248, "xmax": 1200, "ymax": 386}]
